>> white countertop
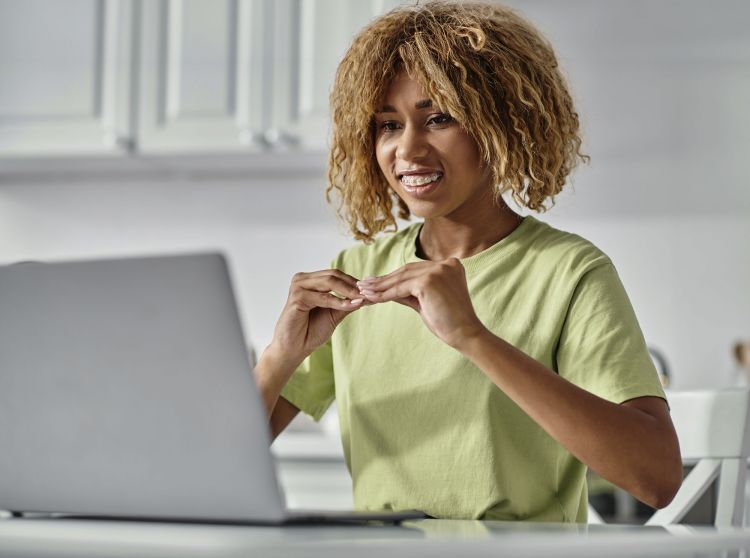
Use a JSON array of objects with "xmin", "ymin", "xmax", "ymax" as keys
[{"xmin": 2, "ymin": 518, "xmax": 750, "ymax": 558}]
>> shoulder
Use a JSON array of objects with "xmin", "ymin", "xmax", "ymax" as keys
[
  {"xmin": 331, "ymin": 222, "xmax": 421, "ymax": 276},
  {"xmin": 523, "ymin": 216, "xmax": 612, "ymax": 278}
]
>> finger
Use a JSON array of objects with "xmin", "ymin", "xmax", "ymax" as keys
[
  {"xmin": 357, "ymin": 266, "xmax": 425, "ymax": 294},
  {"xmin": 356, "ymin": 262, "xmax": 425, "ymax": 286},
  {"xmin": 295, "ymin": 271, "xmax": 362, "ymax": 300},
  {"xmin": 359, "ymin": 284, "xmax": 419, "ymax": 312},
  {"xmin": 294, "ymin": 269, "xmax": 360, "ymax": 288},
  {"xmin": 324, "ymin": 268, "xmax": 362, "ymax": 286},
  {"xmin": 359, "ymin": 279, "xmax": 419, "ymax": 303},
  {"xmin": 293, "ymin": 291, "xmax": 365, "ymax": 312}
]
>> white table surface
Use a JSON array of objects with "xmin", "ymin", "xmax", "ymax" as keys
[{"xmin": 1, "ymin": 517, "xmax": 750, "ymax": 558}]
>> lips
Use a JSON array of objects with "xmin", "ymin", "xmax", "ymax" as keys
[{"xmin": 397, "ymin": 167, "xmax": 442, "ymax": 177}]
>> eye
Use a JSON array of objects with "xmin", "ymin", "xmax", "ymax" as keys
[
  {"xmin": 428, "ymin": 113, "xmax": 453, "ymax": 126},
  {"xmin": 379, "ymin": 120, "xmax": 401, "ymax": 132}
]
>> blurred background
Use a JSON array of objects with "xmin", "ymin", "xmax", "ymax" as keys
[{"xmin": 0, "ymin": 0, "xmax": 748, "ymax": 519}]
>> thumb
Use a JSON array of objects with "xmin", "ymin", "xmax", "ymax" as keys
[
  {"xmin": 392, "ymin": 296, "xmax": 420, "ymax": 312},
  {"xmin": 330, "ymin": 298, "xmax": 366, "ymax": 326}
]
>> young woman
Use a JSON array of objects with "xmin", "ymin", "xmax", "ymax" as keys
[{"xmin": 254, "ymin": 1, "xmax": 682, "ymax": 522}]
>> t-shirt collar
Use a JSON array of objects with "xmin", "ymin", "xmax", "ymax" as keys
[{"xmin": 402, "ymin": 215, "xmax": 535, "ymax": 274}]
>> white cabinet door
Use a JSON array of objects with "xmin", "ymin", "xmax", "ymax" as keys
[
  {"xmin": 268, "ymin": 0, "xmax": 405, "ymax": 151},
  {"xmin": 0, "ymin": 0, "xmax": 134, "ymax": 156},
  {"xmin": 138, "ymin": 0, "xmax": 265, "ymax": 153}
]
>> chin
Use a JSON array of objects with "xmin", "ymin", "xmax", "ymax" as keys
[
  {"xmin": 404, "ymin": 204, "xmax": 447, "ymax": 220},
  {"xmin": 393, "ymin": 189, "xmax": 449, "ymax": 219}
]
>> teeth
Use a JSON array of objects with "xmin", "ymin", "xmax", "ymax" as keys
[{"xmin": 400, "ymin": 172, "xmax": 442, "ymax": 187}]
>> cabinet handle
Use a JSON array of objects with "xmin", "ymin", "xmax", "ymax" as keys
[
  {"xmin": 116, "ymin": 136, "xmax": 136, "ymax": 153},
  {"xmin": 238, "ymin": 129, "xmax": 301, "ymax": 149},
  {"xmin": 239, "ymin": 129, "xmax": 267, "ymax": 147},
  {"xmin": 263, "ymin": 128, "xmax": 300, "ymax": 148},
  {"xmin": 103, "ymin": 131, "xmax": 135, "ymax": 153}
]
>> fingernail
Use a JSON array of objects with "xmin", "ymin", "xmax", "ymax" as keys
[
  {"xmin": 350, "ymin": 298, "xmax": 364, "ymax": 305},
  {"xmin": 360, "ymin": 289, "xmax": 376, "ymax": 296}
]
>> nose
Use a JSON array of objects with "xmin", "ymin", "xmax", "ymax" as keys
[{"xmin": 395, "ymin": 124, "xmax": 429, "ymax": 161}]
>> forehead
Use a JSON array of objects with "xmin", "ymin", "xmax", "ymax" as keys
[{"xmin": 376, "ymin": 73, "xmax": 432, "ymax": 112}]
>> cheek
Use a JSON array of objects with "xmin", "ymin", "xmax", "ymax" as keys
[
  {"xmin": 445, "ymin": 135, "xmax": 483, "ymax": 176},
  {"xmin": 374, "ymin": 139, "xmax": 394, "ymax": 177},
  {"xmin": 455, "ymin": 135, "xmax": 482, "ymax": 163}
]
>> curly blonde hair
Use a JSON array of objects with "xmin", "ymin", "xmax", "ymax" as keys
[{"xmin": 327, "ymin": 0, "xmax": 589, "ymax": 243}]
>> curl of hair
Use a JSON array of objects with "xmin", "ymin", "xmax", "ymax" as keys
[{"xmin": 327, "ymin": 0, "xmax": 589, "ymax": 243}]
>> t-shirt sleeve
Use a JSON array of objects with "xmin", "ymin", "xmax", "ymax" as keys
[
  {"xmin": 556, "ymin": 262, "xmax": 666, "ymax": 404},
  {"xmin": 279, "ymin": 338, "xmax": 335, "ymax": 422}
]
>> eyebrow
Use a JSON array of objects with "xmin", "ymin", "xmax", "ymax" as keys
[{"xmin": 375, "ymin": 99, "xmax": 433, "ymax": 113}]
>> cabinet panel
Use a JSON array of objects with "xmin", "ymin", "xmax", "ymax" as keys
[
  {"xmin": 0, "ymin": 0, "xmax": 133, "ymax": 155},
  {"xmin": 138, "ymin": 0, "xmax": 264, "ymax": 153},
  {"xmin": 269, "ymin": 0, "xmax": 404, "ymax": 150},
  {"xmin": 172, "ymin": 0, "xmax": 234, "ymax": 116}
]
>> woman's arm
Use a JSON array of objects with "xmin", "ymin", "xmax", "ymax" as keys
[
  {"xmin": 457, "ymin": 329, "xmax": 682, "ymax": 509},
  {"xmin": 254, "ymin": 269, "xmax": 365, "ymax": 440},
  {"xmin": 357, "ymin": 258, "xmax": 683, "ymax": 509},
  {"xmin": 253, "ymin": 345, "xmax": 299, "ymax": 420},
  {"xmin": 270, "ymin": 397, "xmax": 301, "ymax": 441}
]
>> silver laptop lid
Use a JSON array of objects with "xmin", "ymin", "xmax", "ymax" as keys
[{"xmin": 0, "ymin": 252, "xmax": 286, "ymax": 523}]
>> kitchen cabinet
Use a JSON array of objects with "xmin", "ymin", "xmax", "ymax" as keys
[
  {"xmin": 0, "ymin": 0, "xmax": 406, "ymax": 157},
  {"xmin": 138, "ymin": 0, "xmax": 265, "ymax": 152},
  {"xmin": 0, "ymin": 0, "xmax": 133, "ymax": 156}
]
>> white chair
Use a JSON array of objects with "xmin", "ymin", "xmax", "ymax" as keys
[{"xmin": 589, "ymin": 389, "xmax": 750, "ymax": 526}]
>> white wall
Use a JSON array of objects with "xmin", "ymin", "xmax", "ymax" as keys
[{"xmin": 0, "ymin": 171, "xmax": 748, "ymax": 390}]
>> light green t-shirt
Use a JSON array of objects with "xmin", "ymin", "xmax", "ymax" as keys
[{"xmin": 280, "ymin": 215, "xmax": 665, "ymax": 522}]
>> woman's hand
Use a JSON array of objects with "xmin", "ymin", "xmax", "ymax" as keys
[
  {"xmin": 356, "ymin": 258, "xmax": 486, "ymax": 349},
  {"xmin": 268, "ymin": 269, "xmax": 366, "ymax": 368}
]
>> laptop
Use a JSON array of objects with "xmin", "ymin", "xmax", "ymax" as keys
[{"xmin": 0, "ymin": 252, "xmax": 425, "ymax": 525}]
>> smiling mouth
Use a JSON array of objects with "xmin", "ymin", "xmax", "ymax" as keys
[{"xmin": 399, "ymin": 172, "xmax": 443, "ymax": 187}]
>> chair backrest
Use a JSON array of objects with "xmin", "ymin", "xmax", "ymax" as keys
[
  {"xmin": 649, "ymin": 388, "xmax": 750, "ymax": 526},
  {"xmin": 671, "ymin": 389, "xmax": 750, "ymax": 462},
  {"xmin": 589, "ymin": 389, "xmax": 750, "ymax": 526}
]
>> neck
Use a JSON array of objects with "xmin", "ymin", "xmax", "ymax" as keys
[{"xmin": 416, "ymin": 200, "xmax": 523, "ymax": 261}]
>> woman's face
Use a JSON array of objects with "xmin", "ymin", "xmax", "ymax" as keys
[{"xmin": 373, "ymin": 72, "xmax": 494, "ymax": 220}]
